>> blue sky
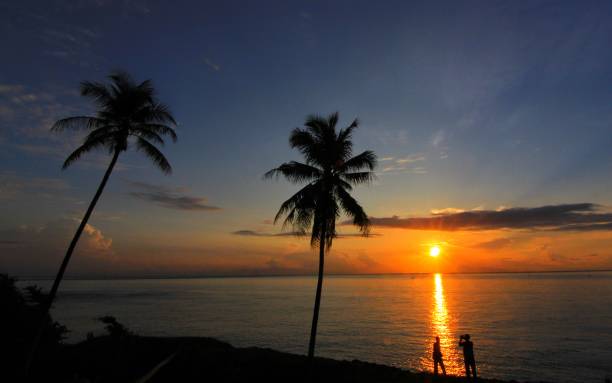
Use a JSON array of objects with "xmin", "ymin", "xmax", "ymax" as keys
[{"xmin": 1, "ymin": 0, "xmax": 612, "ymax": 276}]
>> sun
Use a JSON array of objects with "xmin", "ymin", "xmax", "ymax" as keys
[{"xmin": 429, "ymin": 245, "xmax": 441, "ymax": 257}]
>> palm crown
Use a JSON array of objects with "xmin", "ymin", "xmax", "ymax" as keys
[
  {"xmin": 51, "ymin": 71, "xmax": 177, "ymax": 173},
  {"xmin": 265, "ymin": 112, "xmax": 377, "ymax": 248}
]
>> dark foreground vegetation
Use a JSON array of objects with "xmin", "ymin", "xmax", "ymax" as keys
[{"xmin": 38, "ymin": 335, "xmax": 520, "ymax": 383}]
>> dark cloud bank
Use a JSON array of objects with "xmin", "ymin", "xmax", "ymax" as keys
[
  {"xmin": 232, "ymin": 230, "xmax": 381, "ymax": 238},
  {"xmin": 362, "ymin": 203, "xmax": 612, "ymax": 232},
  {"xmin": 232, "ymin": 230, "xmax": 299, "ymax": 237},
  {"xmin": 128, "ymin": 181, "xmax": 220, "ymax": 211}
]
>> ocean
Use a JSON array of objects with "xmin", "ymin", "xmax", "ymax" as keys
[{"xmin": 24, "ymin": 272, "xmax": 612, "ymax": 383}]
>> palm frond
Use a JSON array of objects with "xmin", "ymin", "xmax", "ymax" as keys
[
  {"xmin": 304, "ymin": 114, "xmax": 328, "ymax": 137},
  {"xmin": 326, "ymin": 112, "xmax": 339, "ymax": 130},
  {"xmin": 264, "ymin": 161, "xmax": 322, "ymax": 183},
  {"xmin": 135, "ymin": 138, "xmax": 172, "ymax": 174},
  {"xmin": 51, "ymin": 117, "xmax": 106, "ymax": 132},
  {"xmin": 289, "ymin": 127, "xmax": 323, "ymax": 166},
  {"xmin": 135, "ymin": 124, "xmax": 177, "ymax": 142},
  {"xmin": 336, "ymin": 186, "xmax": 370, "ymax": 235},
  {"xmin": 62, "ymin": 139, "xmax": 107, "ymax": 169},
  {"xmin": 339, "ymin": 150, "xmax": 377, "ymax": 172},
  {"xmin": 80, "ymin": 81, "xmax": 112, "ymax": 107},
  {"xmin": 145, "ymin": 103, "xmax": 176, "ymax": 125},
  {"xmin": 133, "ymin": 129, "xmax": 165, "ymax": 146},
  {"xmin": 109, "ymin": 71, "xmax": 135, "ymax": 93},
  {"xmin": 136, "ymin": 79, "xmax": 155, "ymax": 98},
  {"xmin": 340, "ymin": 171, "xmax": 376, "ymax": 185},
  {"xmin": 337, "ymin": 118, "xmax": 359, "ymax": 143},
  {"xmin": 274, "ymin": 182, "xmax": 320, "ymax": 230},
  {"xmin": 336, "ymin": 118, "xmax": 358, "ymax": 160}
]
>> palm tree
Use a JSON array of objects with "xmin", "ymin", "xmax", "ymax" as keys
[
  {"xmin": 27, "ymin": 71, "xmax": 177, "ymax": 372},
  {"xmin": 265, "ymin": 112, "xmax": 377, "ymax": 361}
]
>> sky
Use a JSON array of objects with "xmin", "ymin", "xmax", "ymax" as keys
[{"xmin": 1, "ymin": 0, "xmax": 612, "ymax": 278}]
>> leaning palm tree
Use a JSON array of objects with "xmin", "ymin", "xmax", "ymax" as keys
[
  {"xmin": 265, "ymin": 112, "xmax": 376, "ymax": 361},
  {"xmin": 27, "ymin": 71, "xmax": 177, "ymax": 372}
]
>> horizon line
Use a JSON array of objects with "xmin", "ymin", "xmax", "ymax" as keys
[{"xmin": 15, "ymin": 268, "xmax": 612, "ymax": 281}]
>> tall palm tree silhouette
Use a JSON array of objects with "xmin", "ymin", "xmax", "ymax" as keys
[
  {"xmin": 28, "ymin": 71, "xmax": 177, "ymax": 371},
  {"xmin": 265, "ymin": 112, "xmax": 376, "ymax": 361}
]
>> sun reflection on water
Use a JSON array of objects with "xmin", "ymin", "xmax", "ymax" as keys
[{"xmin": 420, "ymin": 273, "xmax": 462, "ymax": 375}]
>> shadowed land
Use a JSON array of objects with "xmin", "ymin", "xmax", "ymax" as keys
[{"xmin": 35, "ymin": 335, "xmax": 540, "ymax": 383}]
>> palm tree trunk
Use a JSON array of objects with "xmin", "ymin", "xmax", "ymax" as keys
[
  {"xmin": 308, "ymin": 225, "xmax": 326, "ymax": 361},
  {"xmin": 25, "ymin": 150, "xmax": 120, "ymax": 376}
]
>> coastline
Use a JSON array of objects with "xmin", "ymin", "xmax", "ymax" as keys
[{"xmin": 40, "ymin": 335, "xmax": 540, "ymax": 383}]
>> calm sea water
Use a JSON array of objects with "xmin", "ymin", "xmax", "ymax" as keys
[{"xmin": 25, "ymin": 272, "xmax": 612, "ymax": 383}]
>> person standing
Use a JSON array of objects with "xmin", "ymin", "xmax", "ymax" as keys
[
  {"xmin": 432, "ymin": 336, "xmax": 447, "ymax": 376},
  {"xmin": 459, "ymin": 334, "xmax": 477, "ymax": 380}
]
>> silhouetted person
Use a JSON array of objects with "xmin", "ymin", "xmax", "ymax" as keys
[
  {"xmin": 432, "ymin": 336, "xmax": 446, "ymax": 376},
  {"xmin": 459, "ymin": 334, "xmax": 477, "ymax": 380}
]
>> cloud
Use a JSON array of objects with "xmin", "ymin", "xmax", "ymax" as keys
[
  {"xmin": 431, "ymin": 207, "xmax": 465, "ymax": 215},
  {"xmin": 431, "ymin": 129, "xmax": 446, "ymax": 148},
  {"xmin": 232, "ymin": 230, "xmax": 381, "ymax": 238},
  {"xmin": 128, "ymin": 181, "xmax": 221, "ymax": 211},
  {"xmin": 472, "ymin": 237, "xmax": 516, "ymax": 249},
  {"xmin": 0, "ymin": 219, "xmax": 114, "ymax": 276},
  {"xmin": 299, "ymin": 11, "xmax": 311, "ymax": 20},
  {"xmin": 0, "ymin": 83, "xmax": 130, "ymax": 170},
  {"xmin": 554, "ymin": 222, "xmax": 612, "ymax": 231},
  {"xmin": 395, "ymin": 154, "xmax": 425, "ymax": 164},
  {"xmin": 13, "ymin": 143, "xmax": 66, "ymax": 157},
  {"xmin": 260, "ymin": 249, "xmax": 382, "ymax": 275},
  {"xmin": 0, "ymin": 172, "xmax": 69, "ymax": 199},
  {"xmin": 84, "ymin": 223, "xmax": 113, "ymax": 251},
  {"xmin": 203, "ymin": 58, "xmax": 220, "ymax": 71},
  {"xmin": 361, "ymin": 203, "xmax": 612, "ymax": 232},
  {"xmin": 0, "ymin": 84, "xmax": 24, "ymax": 94},
  {"xmin": 0, "ymin": 83, "xmax": 80, "ymax": 139},
  {"xmin": 232, "ymin": 230, "xmax": 299, "ymax": 237},
  {"xmin": 379, "ymin": 153, "xmax": 426, "ymax": 174}
]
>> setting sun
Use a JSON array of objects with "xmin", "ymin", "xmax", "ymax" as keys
[{"xmin": 429, "ymin": 245, "xmax": 441, "ymax": 257}]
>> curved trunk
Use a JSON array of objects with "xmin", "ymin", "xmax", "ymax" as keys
[
  {"xmin": 25, "ymin": 150, "xmax": 120, "ymax": 375},
  {"xmin": 307, "ymin": 224, "xmax": 326, "ymax": 361}
]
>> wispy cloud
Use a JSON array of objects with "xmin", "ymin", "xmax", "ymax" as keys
[
  {"xmin": 379, "ymin": 153, "xmax": 426, "ymax": 174},
  {"xmin": 396, "ymin": 154, "xmax": 425, "ymax": 164},
  {"xmin": 203, "ymin": 58, "xmax": 220, "ymax": 71},
  {"xmin": 358, "ymin": 203, "xmax": 612, "ymax": 232},
  {"xmin": 430, "ymin": 207, "xmax": 465, "ymax": 215},
  {"xmin": 0, "ymin": 84, "xmax": 25, "ymax": 94},
  {"xmin": 128, "ymin": 181, "xmax": 221, "ymax": 211},
  {"xmin": 431, "ymin": 129, "xmax": 446, "ymax": 148},
  {"xmin": 0, "ymin": 172, "xmax": 69, "ymax": 199},
  {"xmin": 0, "ymin": 83, "xmax": 80, "ymax": 139}
]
